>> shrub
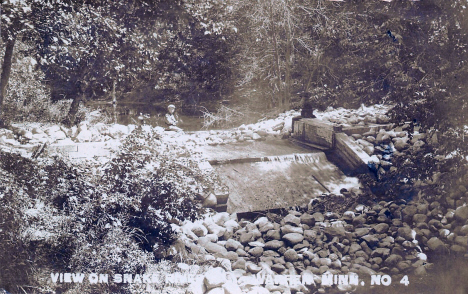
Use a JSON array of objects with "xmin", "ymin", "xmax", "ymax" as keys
[{"xmin": 0, "ymin": 126, "xmax": 207, "ymax": 292}]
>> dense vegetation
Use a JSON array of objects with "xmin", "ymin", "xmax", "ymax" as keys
[
  {"xmin": 0, "ymin": 127, "xmax": 209, "ymax": 293},
  {"xmin": 2, "ymin": 0, "xmax": 467, "ymax": 134}
]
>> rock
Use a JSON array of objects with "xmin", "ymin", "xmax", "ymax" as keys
[
  {"xmin": 374, "ymin": 223, "xmax": 389, "ymax": 234},
  {"xmin": 459, "ymin": 225, "xmax": 468, "ymax": 236},
  {"xmin": 282, "ymin": 214, "xmax": 301, "ymax": 226},
  {"xmin": 337, "ymin": 284, "xmax": 356, "ymax": 292},
  {"xmin": 249, "ymin": 247, "xmax": 264, "ymax": 257},
  {"xmin": 225, "ymin": 239, "xmax": 242, "ymax": 251},
  {"xmin": 413, "ymin": 214, "xmax": 428, "ymax": 224},
  {"xmin": 223, "ymin": 281, "xmax": 242, "ymax": 294},
  {"xmin": 371, "ymin": 248, "xmax": 391, "ymax": 259},
  {"xmin": 216, "ymin": 258, "xmax": 232, "ymax": 271},
  {"xmin": 450, "ymin": 244, "xmax": 466, "ymax": 253},
  {"xmin": 427, "ymin": 237, "xmax": 448, "ymax": 253},
  {"xmin": 226, "ymin": 251, "xmax": 239, "ymax": 261},
  {"xmin": 246, "ymin": 262, "xmax": 262, "ymax": 274},
  {"xmin": 397, "ymin": 227, "xmax": 414, "ymax": 241},
  {"xmin": 455, "ymin": 206, "xmax": 468, "ymax": 222},
  {"xmin": 354, "ymin": 228, "xmax": 371, "ymax": 238},
  {"xmin": 204, "ymin": 267, "xmax": 226, "ymax": 290},
  {"xmin": 349, "ymin": 243, "xmax": 362, "ymax": 254},
  {"xmin": 304, "ymin": 230, "xmax": 317, "ymax": 242},
  {"xmin": 312, "ymin": 212, "xmax": 325, "ymax": 222},
  {"xmin": 284, "ymin": 249, "xmax": 299, "ymax": 262},
  {"xmin": 300, "ymin": 213, "xmax": 316, "ymax": 226},
  {"xmin": 186, "ymin": 275, "xmax": 206, "ymax": 294},
  {"xmin": 351, "ymin": 264, "xmax": 376, "ymax": 276},
  {"xmin": 454, "ymin": 236, "xmax": 468, "ymax": 247},
  {"xmin": 265, "ymin": 229, "xmax": 281, "ymax": 241},
  {"xmin": 205, "ymin": 234, "xmax": 219, "ymax": 243},
  {"xmin": 323, "ymin": 226, "xmax": 346, "ymax": 239},
  {"xmin": 259, "ymin": 222, "xmax": 275, "ymax": 233},
  {"xmin": 224, "ymin": 219, "xmax": 240, "ymax": 230},
  {"xmin": 282, "ymin": 233, "xmax": 304, "ymax": 245},
  {"xmin": 384, "ymin": 254, "xmax": 403, "ymax": 267},
  {"xmin": 212, "ymin": 212, "xmax": 230, "ymax": 226},
  {"xmin": 192, "ymin": 223, "xmax": 208, "ymax": 237},
  {"xmin": 246, "ymin": 287, "xmax": 270, "ymax": 294},
  {"xmin": 52, "ymin": 130, "xmax": 68, "ymax": 141},
  {"xmin": 271, "ymin": 264, "xmax": 286, "ymax": 274},
  {"xmin": 203, "ymin": 242, "xmax": 228, "ymax": 256},
  {"xmin": 342, "ymin": 211, "xmax": 355, "ymax": 222},
  {"xmin": 107, "ymin": 124, "xmax": 129, "ymax": 139},
  {"xmin": 240, "ymin": 232, "xmax": 255, "ymax": 245},
  {"xmin": 264, "ymin": 240, "xmax": 284, "ymax": 250},
  {"xmin": 272, "ymin": 122, "xmax": 285, "ymax": 131},
  {"xmin": 236, "ymin": 248, "xmax": 248, "ymax": 257},
  {"xmin": 281, "ymin": 225, "xmax": 304, "ymax": 235},
  {"xmin": 249, "ymin": 241, "xmax": 265, "ymax": 248},
  {"xmin": 232, "ymin": 259, "xmax": 246, "ymax": 270},
  {"xmin": 206, "ymin": 223, "xmax": 227, "ymax": 238},
  {"xmin": 254, "ymin": 217, "xmax": 269, "ymax": 227},
  {"xmin": 393, "ymin": 138, "xmax": 409, "ymax": 151},
  {"xmin": 412, "ymin": 140, "xmax": 426, "ymax": 151}
]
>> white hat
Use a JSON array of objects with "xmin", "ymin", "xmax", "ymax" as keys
[{"xmin": 168, "ymin": 104, "xmax": 176, "ymax": 109}]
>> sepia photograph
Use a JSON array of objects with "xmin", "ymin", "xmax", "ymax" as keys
[{"xmin": 1, "ymin": 0, "xmax": 468, "ymax": 293}]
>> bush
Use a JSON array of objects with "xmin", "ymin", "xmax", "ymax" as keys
[{"xmin": 0, "ymin": 126, "xmax": 207, "ymax": 293}]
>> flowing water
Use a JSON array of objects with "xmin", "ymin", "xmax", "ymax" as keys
[{"xmin": 204, "ymin": 140, "xmax": 359, "ymax": 213}]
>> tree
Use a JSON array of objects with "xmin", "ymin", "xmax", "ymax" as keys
[{"xmin": 232, "ymin": 0, "xmax": 300, "ymax": 111}]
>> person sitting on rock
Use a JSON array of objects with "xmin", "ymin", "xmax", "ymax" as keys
[{"xmin": 165, "ymin": 104, "xmax": 183, "ymax": 131}]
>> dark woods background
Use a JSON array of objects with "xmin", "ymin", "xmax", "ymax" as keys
[{"xmin": 1, "ymin": 0, "xmax": 467, "ymax": 135}]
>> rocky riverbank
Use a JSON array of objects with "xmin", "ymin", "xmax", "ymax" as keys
[
  {"xmin": 0, "ymin": 105, "xmax": 391, "ymax": 153},
  {"xmin": 170, "ymin": 183, "xmax": 468, "ymax": 294}
]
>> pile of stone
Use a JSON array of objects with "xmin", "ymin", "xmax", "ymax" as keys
[
  {"xmin": 348, "ymin": 125, "xmax": 440, "ymax": 180},
  {"xmin": 175, "ymin": 183, "xmax": 468, "ymax": 293},
  {"xmin": 0, "ymin": 122, "xmax": 139, "ymax": 147},
  {"xmin": 198, "ymin": 110, "xmax": 299, "ymax": 146},
  {"xmin": 318, "ymin": 105, "xmax": 391, "ymax": 127}
]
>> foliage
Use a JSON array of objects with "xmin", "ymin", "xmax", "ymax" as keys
[{"xmin": 0, "ymin": 127, "xmax": 207, "ymax": 293}]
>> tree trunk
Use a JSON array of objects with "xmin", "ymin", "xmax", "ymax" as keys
[
  {"xmin": 0, "ymin": 38, "xmax": 16, "ymax": 125},
  {"xmin": 270, "ymin": 2, "xmax": 283, "ymax": 110},
  {"xmin": 284, "ymin": 0, "xmax": 292, "ymax": 111},
  {"xmin": 66, "ymin": 95, "xmax": 83, "ymax": 126}
]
